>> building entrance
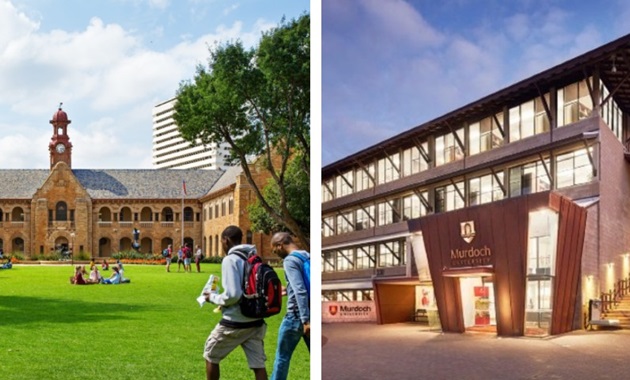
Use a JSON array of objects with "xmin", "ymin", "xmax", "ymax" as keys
[{"xmin": 459, "ymin": 276, "xmax": 496, "ymax": 333}]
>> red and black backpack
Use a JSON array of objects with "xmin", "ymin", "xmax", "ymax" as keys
[{"xmin": 232, "ymin": 250, "xmax": 282, "ymax": 318}]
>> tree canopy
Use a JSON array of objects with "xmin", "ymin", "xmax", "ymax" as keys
[{"xmin": 174, "ymin": 13, "xmax": 310, "ymax": 249}]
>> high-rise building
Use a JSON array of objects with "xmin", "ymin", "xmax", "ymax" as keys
[{"xmin": 152, "ymin": 98, "xmax": 231, "ymax": 170}]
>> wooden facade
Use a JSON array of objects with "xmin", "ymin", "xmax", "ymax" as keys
[{"xmin": 406, "ymin": 192, "xmax": 586, "ymax": 336}]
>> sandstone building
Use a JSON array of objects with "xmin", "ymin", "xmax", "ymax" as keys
[{"xmin": 0, "ymin": 107, "xmax": 273, "ymax": 259}]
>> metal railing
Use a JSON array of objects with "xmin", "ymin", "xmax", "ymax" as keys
[{"xmin": 600, "ymin": 273, "xmax": 630, "ymax": 313}]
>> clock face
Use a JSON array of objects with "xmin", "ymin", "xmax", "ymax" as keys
[{"xmin": 56, "ymin": 143, "xmax": 66, "ymax": 153}]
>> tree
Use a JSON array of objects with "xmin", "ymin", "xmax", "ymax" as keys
[
  {"xmin": 248, "ymin": 156, "xmax": 310, "ymax": 236},
  {"xmin": 174, "ymin": 14, "xmax": 310, "ymax": 249}
]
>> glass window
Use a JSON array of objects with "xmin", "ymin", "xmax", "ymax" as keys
[
  {"xmin": 336, "ymin": 249, "xmax": 353, "ymax": 271},
  {"xmin": 510, "ymin": 95, "xmax": 549, "ymax": 142},
  {"xmin": 335, "ymin": 171, "xmax": 353, "ymax": 198},
  {"xmin": 377, "ymin": 199, "xmax": 401, "ymax": 226},
  {"xmin": 356, "ymin": 163, "xmax": 375, "ymax": 192},
  {"xmin": 435, "ymin": 182, "xmax": 464, "ymax": 213},
  {"xmin": 555, "ymin": 149, "xmax": 593, "ymax": 189},
  {"xmin": 322, "ymin": 216, "xmax": 334, "ymax": 237},
  {"xmin": 509, "ymin": 159, "xmax": 551, "ymax": 197},
  {"xmin": 468, "ymin": 173, "xmax": 504, "ymax": 206},
  {"xmin": 335, "ymin": 211, "xmax": 353, "ymax": 235},
  {"xmin": 356, "ymin": 245, "xmax": 376, "ymax": 269},
  {"xmin": 322, "ymin": 251, "xmax": 335, "ymax": 272},
  {"xmin": 557, "ymin": 79, "xmax": 593, "ymax": 127},
  {"xmin": 355, "ymin": 205, "xmax": 375, "ymax": 231},
  {"xmin": 377, "ymin": 153, "xmax": 401, "ymax": 185},
  {"xmin": 469, "ymin": 114, "xmax": 504, "ymax": 156},
  {"xmin": 601, "ymin": 81, "xmax": 624, "ymax": 143},
  {"xmin": 402, "ymin": 192, "xmax": 428, "ymax": 220},
  {"xmin": 322, "ymin": 179, "xmax": 334, "ymax": 202},
  {"xmin": 402, "ymin": 143, "xmax": 428, "ymax": 176},
  {"xmin": 378, "ymin": 240, "xmax": 405, "ymax": 267},
  {"xmin": 435, "ymin": 128, "xmax": 464, "ymax": 166}
]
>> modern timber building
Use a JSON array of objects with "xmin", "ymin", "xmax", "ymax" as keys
[
  {"xmin": 322, "ymin": 33, "xmax": 630, "ymax": 337},
  {"xmin": 0, "ymin": 107, "xmax": 273, "ymax": 260},
  {"xmin": 152, "ymin": 97, "xmax": 232, "ymax": 170}
]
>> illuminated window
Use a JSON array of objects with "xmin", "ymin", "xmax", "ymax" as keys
[
  {"xmin": 336, "ymin": 249, "xmax": 353, "ymax": 271},
  {"xmin": 402, "ymin": 192, "xmax": 428, "ymax": 220},
  {"xmin": 355, "ymin": 163, "xmax": 375, "ymax": 192},
  {"xmin": 402, "ymin": 143, "xmax": 428, "ymax": 176},
  {"xmin": 468, "ymin": 173, "xmax": 504, "ymax": 206},
  {"xmin": 469, "ymin": 113, "xmax": 504, "ymax": 155},
  {"xmin": 435, "ymin": 182, "xmax": 464, "ymax": 213},
  {"xmin": 377, "ymin": 199, "xmax": 401, "ymax": 226},
  {"xmin": 557, "ymin": 79, "xmax": 592, "ymax": 127},
  {"xmin": 355, "ymin": 205, "xmax": 375, "ymax": 231},
  {"xmin": 509, "ymin": 159, "xmax": 551, "ymax": 197},
  {"xmin": 377, "ymin": 153, "xmax": 401, "ymax": 184},
  {"xmin": 356, "ymin": 245, "xmax": 375, "ymax": 269},
  {"xmin": 555, "ymin": 149, "xmax": 593, "ymax": 189},
  {"xmin": 435, "ymin": 129, "xmax": 464, "ymax": 166}
]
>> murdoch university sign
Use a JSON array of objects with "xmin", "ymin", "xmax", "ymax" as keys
[
  {"xmin": 322, "ymin": 301, "xmax": 376, "ymax": 323},
  {"xmin": 449, "ymin": 221, "xmax": 493, "ymax": 267}
]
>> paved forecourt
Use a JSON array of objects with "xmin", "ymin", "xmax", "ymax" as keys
[{"xmin": 322, "ymin": 323, "xmax": 630, "ymax": 380}]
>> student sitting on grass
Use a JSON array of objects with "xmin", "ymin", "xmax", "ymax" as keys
[
  {"xmin": 88, "ymin": 265, "xmax": 102, "ymax": 284},
  {"xmin": 102, "ymin": 259, "xmax": 109, "ymax": 271},
  {"xmin": 101, "ymin": 266, "xmax": 121, "ymax": 284},
  {"xmin": 71, "ymin": 265, "xmax": 87, "ymax": 285}
]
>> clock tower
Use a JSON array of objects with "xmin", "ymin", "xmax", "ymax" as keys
[{"xmin": 49, "ymin": 104, "xmax": 73, "ymax": 169}]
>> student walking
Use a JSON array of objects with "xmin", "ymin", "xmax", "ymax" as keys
[
  {"xmin": 164, "ymin": 244, "xmax": 173, "ymax": 272},
  {"xmin": 183, "ymin": 244, "xmax": 192, "ymax": 273},
  {"xmin": 269, "ymin": 232, "xmax": 310, "ymax": 380},
  {"xmin": 177, "ymin": 246, "xmax": 184, "ymax": 272},
  {"xmin": 202, "ymin": 225, "xmax": 268, "ymax": 380},
  {"xmin": 194, "ymin": 244, "xmax": 203, "ymax": 273}
]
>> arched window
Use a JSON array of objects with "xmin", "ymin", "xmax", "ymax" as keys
[
  {"xmin": 140, "ymin": 207, "xmax": 153, "ymax": 221},
  {"xmin": 13, "ymin": 237, "xmax": 24, "ymax": 252},
  {"xmin": 56, "ymin": 201, "xmax": 68, "ymax": 221},
  {"xmin": 99, "ymin": 207, "xmax": 112, "ymax": 222},
  {"xmin": 163, "ymin": 207, "xmax": 174, "ymax": 222},
  {"xmin": 12, "ymin": 207, "xmax": 24, "ymax": 222},
  {"xmin": 119, "ymin": 207, "xmax": 132, "ymax": 222}
]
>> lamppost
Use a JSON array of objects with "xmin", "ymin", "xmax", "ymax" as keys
[{"xmin": 70, "ymin": 232, "xmax": 75, "ymax": 266}]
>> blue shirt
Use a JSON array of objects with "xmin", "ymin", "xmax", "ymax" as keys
[{"xmin": 283, "ymin": 250, "xmax": 310, "ymax": 324}]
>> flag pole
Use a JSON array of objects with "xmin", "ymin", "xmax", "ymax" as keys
[{"xmin": 181, "ymin": 180, "xmax": 185, "ymax": 247}]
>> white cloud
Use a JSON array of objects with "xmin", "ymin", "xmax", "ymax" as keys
[
  {"xmin": 0, "ymin": 0, "xmax": 287, "ymax": 169},
  {"xmin": 0, "ymin": 0, "xmax": 39, "ymax": 50},
  {"xmin": 223, "ymin": 3, "xmax": 240, "ymax": 16}
]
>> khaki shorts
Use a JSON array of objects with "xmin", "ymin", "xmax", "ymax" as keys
[{"xmin": 203, "ymin": 323, "xmax": 267, "ymax": 368}]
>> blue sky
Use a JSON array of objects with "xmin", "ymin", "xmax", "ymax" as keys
[
  {"xmin": 322, "ymin": 0, "xmax": 630, "ymax": 166},
  {"xmin": 0, "ymin": 0, "xmax": 309, "ymax": 169}
]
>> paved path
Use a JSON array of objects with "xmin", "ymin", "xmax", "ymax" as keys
[{"xmin": 322, "ymin": 323, "xmax": 630, "ymax": 379}]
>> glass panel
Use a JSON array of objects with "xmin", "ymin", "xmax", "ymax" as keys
[{"xmin": 525, "ymin": 209, "xmax": 558, "ymax": 337}]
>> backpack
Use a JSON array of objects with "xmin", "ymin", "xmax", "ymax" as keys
[
  {"xmin": 290, "ymin": 252, "xmax": 310, "ymax": 298},
  {"xmin": 232, "ymin": 250, "xmax": 282, "ymax": 319},
  {"xmin": 162, "ymin": 249, "xmax": 169, "ymax": 257}
]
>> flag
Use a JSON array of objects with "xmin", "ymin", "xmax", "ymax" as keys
[{"xmin": 182, "ymin": 180, "xmax": 187, "ymax": 196}]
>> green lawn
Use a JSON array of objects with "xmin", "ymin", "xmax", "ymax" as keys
[{"xmin": 0, "ymin": 264, "xmax": 310, "ymax": 379}]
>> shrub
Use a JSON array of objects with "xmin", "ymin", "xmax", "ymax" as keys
[
  {"xmin": 202, "ymin": 256, "xmax": 223, "ymax": 264},
  {"xmin": 76, "ymin": 251, "xmax": 92, "ymax": 261}
]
